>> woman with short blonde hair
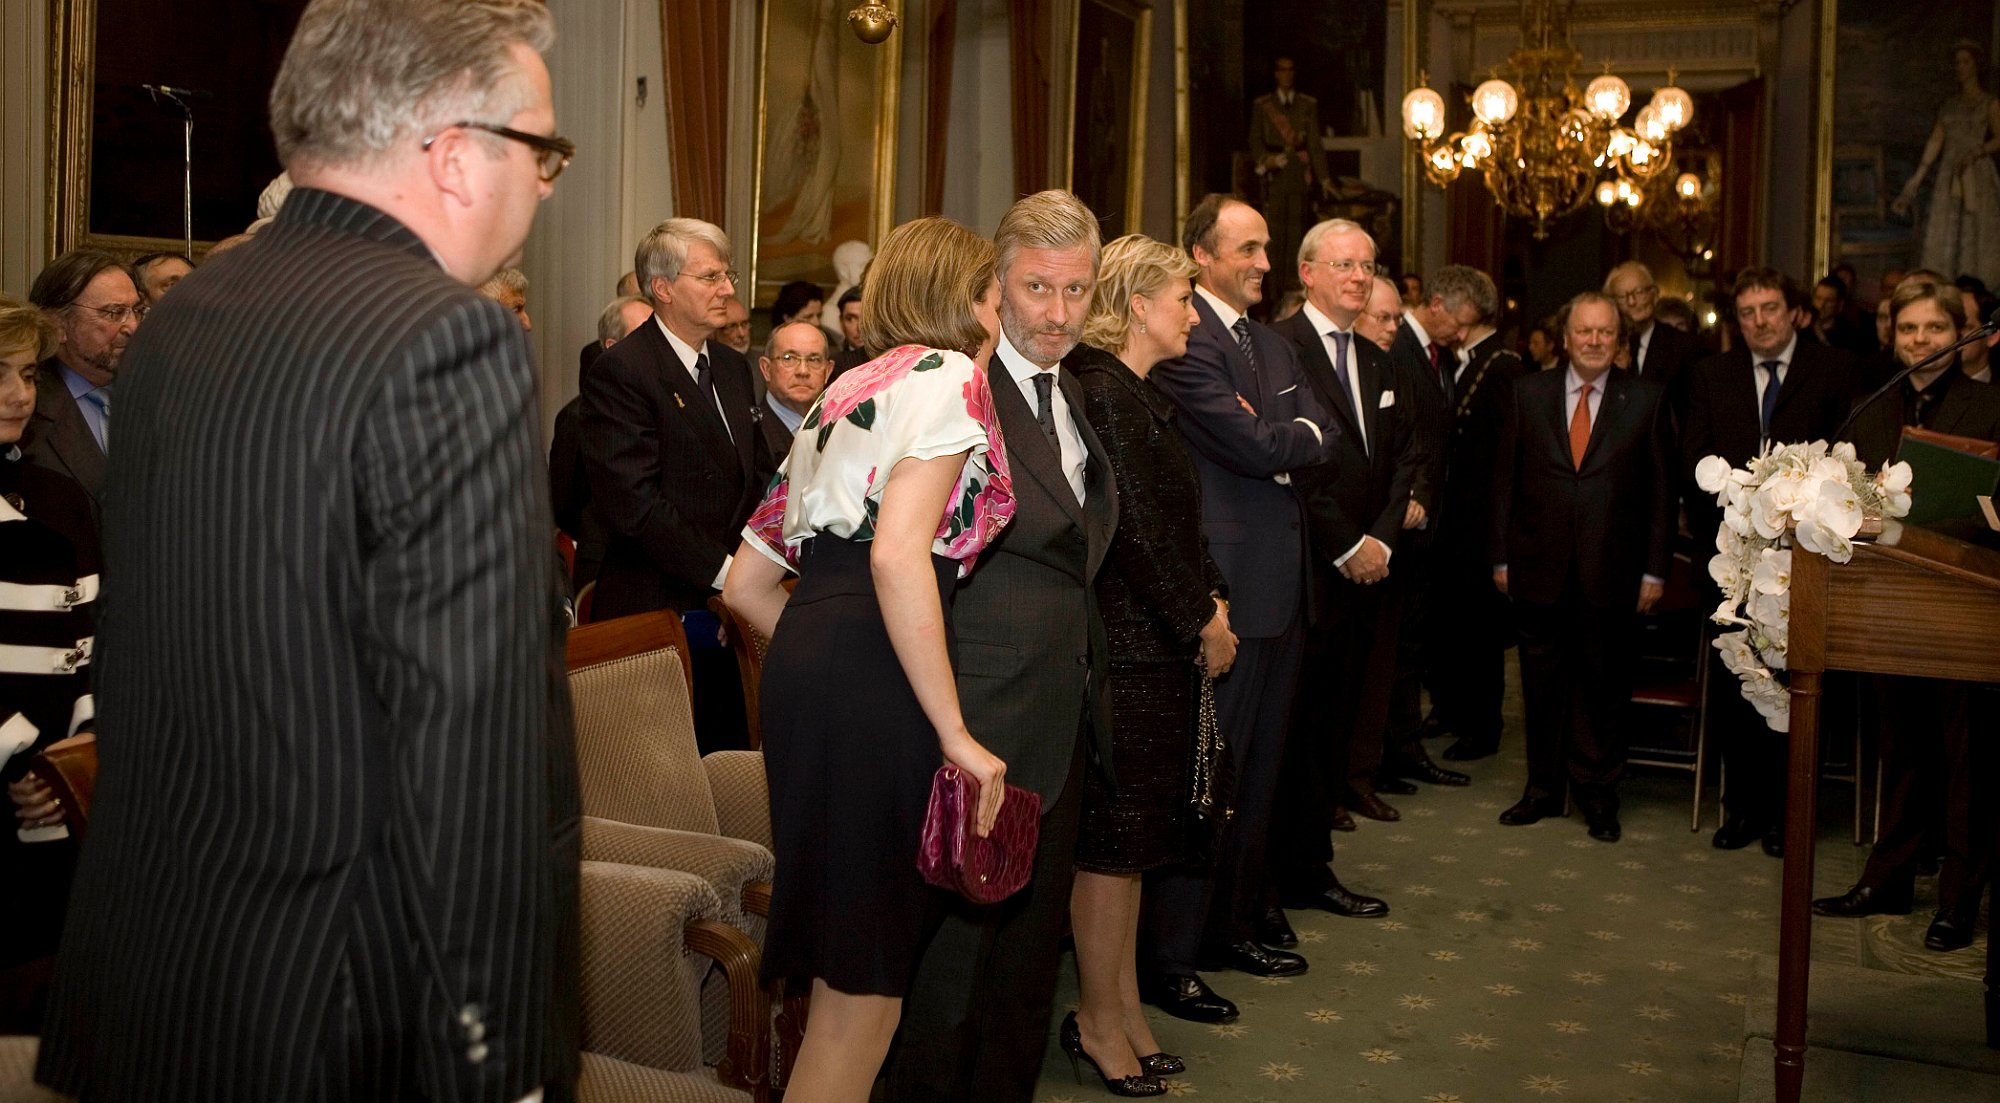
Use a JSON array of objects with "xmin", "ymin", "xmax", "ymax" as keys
[{"xmin": 1058, "ymin": 235, "xmax": 1235, "ymax": 1094}]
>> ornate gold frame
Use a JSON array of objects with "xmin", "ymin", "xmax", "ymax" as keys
[
  {"xmin": 1810, "ymin": 0, "xmax": 1838, "ymax": 280},
  {"xmin": 1062, "ymin": 0, "xmax": 1151, "ymax": 236},
  {"xmin": 748, "ymin": 0, "xmax": 902, "ymax": 305},
  {"xmin": 47, "ymin": 0, "xmax": 215, "ymax": 259}
]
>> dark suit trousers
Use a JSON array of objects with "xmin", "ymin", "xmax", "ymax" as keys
[
  {"xmin": 1512, "ymin": 574, "xmax": 1634, "ymax": 812},
  {"xmin": 1382, "ymin": 537, "xmax": 1439, "ymax": 776},
  {"xmin": 1272, "ymin": 583, "xmax": 1396, "ymax": 897},
  {"xmin": 1709, "ymin": 664, "xmax": 1786, "ymax": 826},
  {"xmin": 1860, "ymin": 677, "xmax": 1993, "ymax": 908},
  {"xmin": 878, "ymin": 726, "xmax": 1084, "ymax": 1103},
  {"xmin": 1144, "ymin": 616, "xmax": 1305, "ymax": 971},
  {"xmin": 1426, "ymin": 550, "xmax": 1511, "ymax": 746}
]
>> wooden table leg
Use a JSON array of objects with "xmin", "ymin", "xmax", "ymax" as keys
[{"xmin": 1775, "ymin": 670, "xmax": 1823, "ymax": 1103}]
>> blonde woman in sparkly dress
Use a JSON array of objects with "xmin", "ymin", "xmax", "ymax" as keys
[{"xmin": 1894, "ymin": 42, "xmax": 2000, "ymax": 290}]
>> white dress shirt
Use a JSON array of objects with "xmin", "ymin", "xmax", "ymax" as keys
[
  {"xmin": 1564, "ymin": 365, "xmax": 1606, "ymax": 426},
  {"xmin": 996, "ymin": 334, "xmax": 1087, "ymax": 503},
  {"xmin": 1301, "ymin": 301, "xmax": 1391, "ymax": 569},
  {"xmin": 656, "ymin": 316, "xmax": 737, "ymax": 588},
  {"xmin": 1749, "ymin": 331, "xmax": 1798, "ymax": 408},
  {"xmin": 1632, "ymin": 320, "xmax": 1655, "ymax": 374}
]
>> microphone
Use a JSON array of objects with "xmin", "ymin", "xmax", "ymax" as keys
[
  {"xmin": 1832, "ymin": 304, "xmax": 2000, "ymax": 443},
  {"xmin": 140, "ymin": 84, "xmax": 213, "ymax": 101}
]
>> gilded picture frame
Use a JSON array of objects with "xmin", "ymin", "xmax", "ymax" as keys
[
  {"xmin": 749, "ymin": 0, "xmax": 902, "ymax": 310},
  {"xmin": 1065, "ymin": 0, "xmax": 1151, "ymax": 236}
]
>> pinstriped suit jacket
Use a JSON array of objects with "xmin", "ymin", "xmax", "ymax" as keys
[{"xmin": 36, "ymin": 188, "xmax": 581, "ymax": 1103}]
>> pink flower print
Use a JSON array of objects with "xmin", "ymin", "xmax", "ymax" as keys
[
  {"xmin": 745, "ymin": 476, "xmax": 798, "ymax": 567},
  {"xmin": 818, "ymin": 345, "xmax": 927, "ymax": 424}
]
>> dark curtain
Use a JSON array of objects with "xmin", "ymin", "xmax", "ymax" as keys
[
  {"xmin": 1009, "ymin": 0, "xmax": 1056, "ymax": 198},
  {"xmin": 922, "ymin": 2, "xmax": 959, "ymax": 214},
  {"xmin": 662, "ymin": 0, "xmax": 730, "ymax": 222}
]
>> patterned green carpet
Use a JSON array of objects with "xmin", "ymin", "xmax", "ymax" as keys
[{"xmin": 1033, "ymin": 672, "xmax": 1988, "ymax": 1100}]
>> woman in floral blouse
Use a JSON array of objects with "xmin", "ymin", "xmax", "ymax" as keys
[{"xmin": 723, "ymin": 216, "xmax": 1014, "ymax": 1101}]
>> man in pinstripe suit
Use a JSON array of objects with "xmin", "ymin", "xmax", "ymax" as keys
[{"xmin": 37, "ymin": 3, "xmax": 579, "ymax": 1101}]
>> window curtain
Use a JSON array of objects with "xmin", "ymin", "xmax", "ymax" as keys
[
  {"xmin": 1009, "ymin": 0, "xmax": 1055, "ymax": 198},
  {"xmin": 921, "ymin": 2, "xmax": 958, "ymax": 214},
  {"xmin": 662, "ymin": 0, "xmax": 730, "ymax": 223}
]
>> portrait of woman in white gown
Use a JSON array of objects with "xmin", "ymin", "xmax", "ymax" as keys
[{"xmin": 1893, "ymin": 41, "xmax": 2000, "ymax": 289}]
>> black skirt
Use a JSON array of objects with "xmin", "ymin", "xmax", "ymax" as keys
[
  {"xmin": 758, "ymin": 535, "xmax": 957, "ymax": 995},
  {"xmin": 1075, "ymin": 657, "xmax": 1196, "ymax": 874}
]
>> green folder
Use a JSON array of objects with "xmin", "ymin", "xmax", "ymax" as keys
[{"xmin": 1895, "ymin": 433, "xmax": 2000, "ymax": 527}]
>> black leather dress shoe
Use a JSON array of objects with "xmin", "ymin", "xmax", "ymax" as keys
[
  {"xmin": 1711, "ymin": 816, "xmax": 1763, "ymax": 850},
  {"xmin": 1330, "ymin": 806, "xmax": 1357, "ymax": 832},
  {"xmin": 1924, "ymin": 905, "xmax": 1978, "ymax": 952},
  {"xmin": 1287, "ymin": 879, "xmax": 1390, "ymax": 919},
  {"xmin": 1205, "ymin": 940, "xmax": 1308, "ymax": 977},
  {"xmin": 1388, "ymin": 755, "xmax": 1473, "ymax": 787},
  {"xmin": 1498, "ymin": 796, "xmax": 1562, "ymax": 826},
  {"xmin": 1139, "ymin": 973, "xmax": 1238, "ymax": 1023},
  {"xmin": 1810, "ymin": 882, "xmax": 1914, "ymax": 917},
  {"xmin": 1760, "ymin": 825, "xmax": 1785, "ymax": 859},
  {"xmin": 1373, "ymin": 774, "xmax": 1419, "ymax": 795},
  {"xmin": 1349, "ymin": 792, "xmax": 1402, "ymax": 822},
  {"xmin": 1259, "ymin": 903, "xmax": 1298, "ymax": 948},
  {"xmin": 1586, "ymin": 814, "xmax": 1621, "ymax": 843},
  {"xmin": 1442, "ymin": 738, "xmax": 1498, "ymax": 761}
]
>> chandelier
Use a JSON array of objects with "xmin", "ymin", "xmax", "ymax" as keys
[
  {"xmin": 1399, "ymin": 0, "xmax": 1692, "ymax": 239},
  {"xmin": 1600, "ymin": 168, "xmax": 1716, "ymax": 269}
]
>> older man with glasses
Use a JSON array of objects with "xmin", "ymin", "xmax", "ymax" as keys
[
  {"xmin": 21, "ymin": 249, "xmax": 144, "ymax": 524},
  {"xmin": 755, "ymin": 319, "xmax": 831, "ymax": 456},
  {"xmin": 1603, "ymin": 261, "xmax": 1697, "ymax": 417}
]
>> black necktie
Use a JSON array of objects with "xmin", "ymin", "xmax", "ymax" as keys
[
  {"xmin": 1032, "ymin": 372, "xmax": 1062, "ymax": 456},
  {"xmin": 1328, "ymin": 330, "xmax": 1354, "ymax": 402},
  {"xmin": 695, "ymin": 352, "xmax": 731, "ymax": 443},
  {"xmin": 1758, "ymin": 360, "xmax": 1782, "ymax": 442},
  {"xmin": 1628, "ymin": 332, "xmax": 1643, "ymax": 373},
  {"xmin": 1232, "ymin": 318, "xmax": 1259, "ymax": 369}
]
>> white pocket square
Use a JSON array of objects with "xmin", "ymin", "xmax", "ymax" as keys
[
  {"xmin": 1277, "ymin": 384, "xmax": 1298, "ymax": 395},
  {"xmin": 1378, "ymin": 391, "xmax": 1396, "ymax": 409}
]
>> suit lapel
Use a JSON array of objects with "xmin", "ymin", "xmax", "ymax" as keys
[
  {"xmin": 1194, "ymin": 296, "xmax": 1260, "ymax": 406},
  {"xmin": 988, "ymin": 358, "xmax": 1087, "ymax": 530},
  {"xmin": 710, "ymin": 348, "xmax": 758, "ymax": 482},
  {"xmin": 640, "ymin": 326, "xmax": 736, "ymax": 476},
  {"xmin": 1357, "ymin": 344, "xmax": 1391, "ymax": 455},
  {"xmin": 32, "ymin": 368, "xmax": 106, "ymax": 497},
  {"xmin": 1579, "ymin": 372, "xmax": 1629, "ymax": 472},
  {"xmin": 1059, "ymin": 367, "xmax": 1117, "ymax": 575},
  {"xmin": 1291, "ymin": 321, "xmax": 1363, "ymax": 444}
]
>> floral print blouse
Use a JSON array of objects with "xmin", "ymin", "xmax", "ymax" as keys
[{"xmin": 743, "ymin": 345, "xmax": 1015, "ymax": 576}]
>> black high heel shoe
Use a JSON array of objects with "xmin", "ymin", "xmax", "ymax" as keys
[
  {"xmin": 1138, "ymin": 1051, "xmax": 1185, "ymax": 1077},
  {"xmin": 1060, "ymin": 1012, "xmax": 1165, "ymax": 1097}
]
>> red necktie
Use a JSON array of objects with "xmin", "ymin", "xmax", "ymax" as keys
[{"xmin": 1569, "ymin": 383, "xmax": 1593, "ymax": 470}]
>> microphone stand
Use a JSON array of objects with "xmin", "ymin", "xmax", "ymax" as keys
[
  {"xmin": 150, "ymin": 86, "xmax": 195, "ymax": 260},
  {"xmin": 1832, "ymin": 310, "xmax": 2000, "ymax": 442}
]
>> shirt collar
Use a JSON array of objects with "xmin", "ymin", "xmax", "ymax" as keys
[
  {"xmin": 764, "ymin": 390, "xmax": 806, "ymax": 432},
  {"xmin": 1195, "ymin": 284, "xmax": 1245, "ymax": 332},
  {"xmin": 1300, "ymin": 300, "xmax": 1351, "ymax": 337},
  {"xmin": 1403, "ymin": 310, "xmax": 1434, "ymax": 350},
  {"xmin": 1752, "ymin": 332, "xmax": 1799, "ymax": 370},
  {"xmin": 654, "ymin": 314, "xmax": 707, "ymax": 371},
  {"xmin": 3, "ymin": 445, "xmax": 18, "ymax": 463},
  {"xmin": 58, "ymin": 363, "xmax": 99, "ymax": 400},
  {"xmin": 1566, "ymin": 365, "xmax": 1607, "ymax": 396},
  {"xmin": 996, "ymin": 333, "xmax": 1058, "ymax": 384}
]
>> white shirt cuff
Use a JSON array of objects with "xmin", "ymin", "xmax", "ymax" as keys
[
  {"xmin": 712, "ymin": 554, "xmax": 734, "ymax": 591},
  {"xmin": 1332, "ymin": 535, "xmax": 1392, "ymax": 568},
  {"xmin": 1293, "ymin": 417, "xmax": 1323, "ymax": 444}
]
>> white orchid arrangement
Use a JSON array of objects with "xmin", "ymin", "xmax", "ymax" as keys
[{"xmin": 1693, "ymin": 440, "xmax": 1913, "ymax": 731}]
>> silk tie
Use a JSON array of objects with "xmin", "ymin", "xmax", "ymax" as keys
[
  {"xmin": 1032, "ymin": 372, "xmax": 1062, "ymax": 456},
  {"xmin": 1628, "ymin": 332, "xmax": 1643, "ymax": 373},
  {"xmin": 1569, "ymin": 382, "xmax": 1593, "ymax": 470},
  {"xmin": 1429, "ymin": 341, "xmax": 1452, "ymax": 401},
  {"xmin": 1328, "ymin": 330, "xmax": 1354, "ymax": 397},
  {"xmin": 1758, "ymin": 360, "xmax": 1782, "ymax": 443},
  {"xmin": 82, "ymin": 387, "xmax": 110, "ymax": 452},
  {"xmin": 1232, "ymin": 318, "xmax": 1259, "ymax": 368},
  {"xmin": 695, "ymin": 352, "xmax": 731, "ymax": 443}
]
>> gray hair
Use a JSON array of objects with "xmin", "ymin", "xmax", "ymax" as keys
[
  {"xmin": 1298, "ymin": 218, "xmax": 1375, "ymax": 265},
  {"xmin": 1602, "ymin": 260, "xmax": 1654, "ymax": 293},
  {"xmin": 635, "ymin": 218, "xmax": 733, "ymax": 300},
  {"xmin": 762, "ymin": 319, "xmax": 829, "ymax": 362},
  {"xmin": 994, "ymin": 189, "xmax": 1102, "ymax": 279},
  {"xmin": 596, "ymin": 295, "xmax": 649, "ymax": 343},
  {"xmin": 478, "ymin": 266, "xmax": 528, "ymax": 299},
  {"xmin": 1429, "ymin": 265, "xmax": 1500, "ymax": 323},
  {"xmin": 269, "ymin": 0, "xmax": 555, "ymax": 171}
]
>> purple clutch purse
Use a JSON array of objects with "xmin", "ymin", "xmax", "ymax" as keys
[{"xmin": 916, "ymin": 764, "xmax": 1041, "ymax": 905}]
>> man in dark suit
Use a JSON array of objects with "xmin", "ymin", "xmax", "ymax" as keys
[
  {"xmin": 1606, "ymin": 261, "xmax": 1699, "ymax": 416},
  {"xmin": 1136, "ymin": 194, "xmax": 1331, "ymax": 1025},
  {"xmin": 550, "ymin": 295, "xmax": 651, "ymax": 593},
  {"xmin": 1249, "ymin": 57, "xmax": 1333, "ymax": 300},
  {"xmin": 881, "ymin": 190, "xmax": 1117, "ymax": 1103},
  {"xmin": 37, "ymin": 3, "xmax": 578, "ymax": 1100},
  {"xmin": 575, "ymin": 271, "xmax": 641, "ymax": 380},
  {"xmin": 1683, "ymin": 266, "xmax": 1863, "ymax": 856},
  {"xmin": 753, "ymin": 319, "xmax": 831, "ymax": 458},
  {"xmin": 1377, "ymin": 268, "xmax": 1485, "ymax": 804},
  {"xmin": 831, "ymin": 285, "xmax": 869, "ymax": 379},
  {"xmin": 21, "ymin": 249, "xmax": 141, "ymax": 526},
  {"xmin": 1268, "ymin": 217, "xmax": 1408, "ymax": 922},
  {"xmin": 1434, "ymin": 304, "xmax": 1532, "ymax": 762},
  {"xmin": 1492, "ymin": 292, "xmax": 1674, "ymax": 842}
]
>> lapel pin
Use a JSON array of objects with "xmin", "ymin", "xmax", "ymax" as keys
[{"xmin": 674, "ymin": 394, "xmax": 686, "ymax": 409}]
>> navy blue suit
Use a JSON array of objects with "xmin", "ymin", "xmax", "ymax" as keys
[{"xmin": 1143, "ymin": 292, "xmax": 1332, "ymax": 970}]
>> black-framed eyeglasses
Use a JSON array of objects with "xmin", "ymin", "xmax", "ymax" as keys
[{"xmin": 424, "ymin": 121, "xmax": 576, "ymax": 182}]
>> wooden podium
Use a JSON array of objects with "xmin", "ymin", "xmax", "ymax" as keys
[{"xmin": 1778, "ymin": 522, "xmax": 2000, "ymax": 1102}]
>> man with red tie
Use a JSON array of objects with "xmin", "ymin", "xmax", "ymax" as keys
[{"xmin": 1489, "ymin": 292, "xmax": 1674, "ymax": 843}]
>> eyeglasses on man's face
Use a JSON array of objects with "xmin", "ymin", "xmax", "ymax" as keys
[
  {"xmin": 1615, "ymin": 285, "xmax": 1659, "ymax": 304},
  {"xmin": 70, "ymin": 302, "xmax": 147, "ymax": 326},
  {"xmin": 683, "ymin": 268, "xmax": 740, "ymax": 288},
  {"xmin": 424, "ymin": 122, "xmax": 576, "ymax": 182},
  {"xmin": 773, "ymin": 351, "xmax": 828, "ymax": 367},
  {"xmin": 1310, "ymin": 259, "xmax": 1378, "ymax": 277}
]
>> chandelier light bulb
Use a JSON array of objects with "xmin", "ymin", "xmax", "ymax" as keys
[
  {"xmin": 1471, "ymin": 79, "xmax": 1520, "ymax": 126},
  {"xmin": 1631, "ymin": 140, "xmax": 1657, "ymax": 166},
  {"xmin": 1651, "ymin": 84, "xmax": 1694, "ymax": 132},
  {"xmin": 1606, "ymin": 129, "xmax": 1637, "ymax": 159},
  {"xmin": 1429, "ymin": 144, "xmax": 1460, "ymax": 175},
  {"xmin": 1596, "ymin": 180, "xmax": 1619, "ymax": 206},
  {"xmin": 1585, "ymin": 73, "xmax": 1632, "ymax": 120},
  {"xmin": 1460, "ymin": 129, "xmax": 1494, "ymax": 163},
  {"xmin": 1634, "ymin": 104, "xmax": 1669, "ymax": 144},
  {"xmin": 1625, "ymin": 190, "xmax": 1644, "ymax": 208},
  {"xmin": 1402, "ymin": 87, "xmax": 1447, "ymax": 141},
  {"xmin": 1676, "ymin": 172, "xmax": 1702, "ymax": 200}
]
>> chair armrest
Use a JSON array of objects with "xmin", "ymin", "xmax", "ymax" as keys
[
  {"xmin": 742, "ymin": 881, "xmax": 771, "ymax": 919},
  {"xmin": 685, "ymin": 918, "xmax": 772, "ymax": 1101},
  {"xmin": 577, "ymin": 862, "xmax": 726, "ymax": 1073},
  {"xmin": 701, "ymin": 752, "xmax": 773, "ymax": 851},
  {"xmin": 581, "ymin": 817, "xmax": 772, "ymax": 937}
]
